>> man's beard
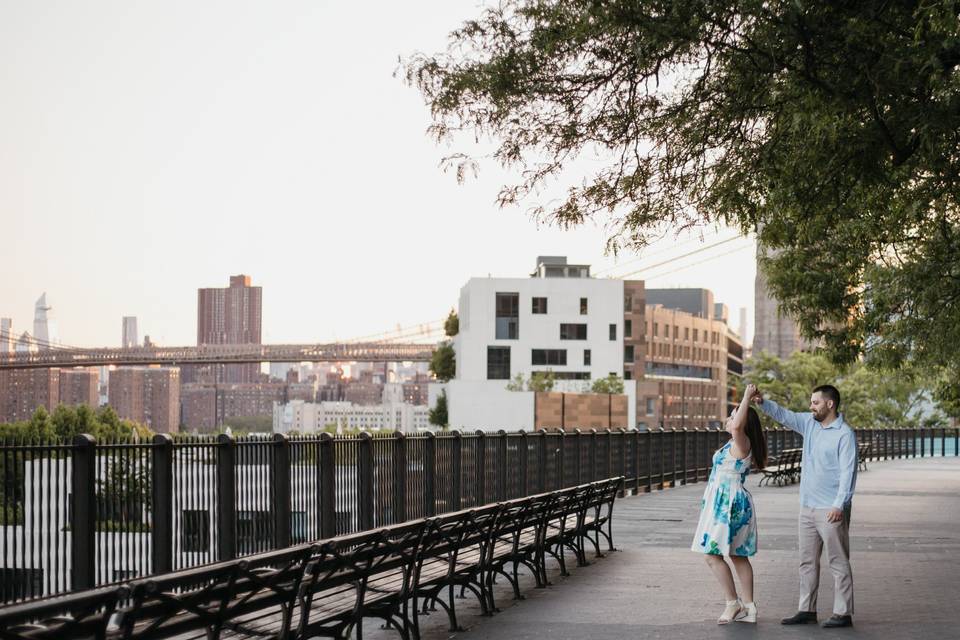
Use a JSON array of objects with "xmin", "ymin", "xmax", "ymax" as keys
[{"xmin": 813, "ymin": 409, "xmax": 826, "ymax": 422}]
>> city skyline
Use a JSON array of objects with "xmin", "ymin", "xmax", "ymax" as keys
[{"xmin": 0, "ymin": 1, "xmax": 757, "ymax": 350}]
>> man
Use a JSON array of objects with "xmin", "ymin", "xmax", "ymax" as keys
[{"xmin": 752, "ymin": 384, "xmax": 857, "ymax": 628}]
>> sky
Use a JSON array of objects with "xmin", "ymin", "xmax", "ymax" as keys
[{"xmin": 0, "ymin": 1, "xmax": 757, "ymax": 349}]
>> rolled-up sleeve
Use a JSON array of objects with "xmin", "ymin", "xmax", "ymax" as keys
[
  {"xmin": 833, "ymin": 430, "xmax": 858, "ymax": 509},
  {"xmin": 760, "ymin": 399, "xmax": 810, "ymax": 436}
]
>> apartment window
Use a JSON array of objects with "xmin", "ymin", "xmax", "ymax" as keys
[
  {"xmin": 609, "ymin": 324, "xmax": 617, "ymax": 340},
  {"xmin": 532, "ymin": 349, "xmax": 567, "ymax": 366},
  {"xmin": 674, "ymin": 325, "xmax": 679, "ymax": 339},
  {"xmin": 487, "ymin": 346, "xmax": 511, "ymax": 379},
  {"xmin": 684, "ymin": 327, "xmax": 690, "ymax": 340},
  {"xmin": 624, "ymin": 294, "xmax": 633, "ymax": 311},
  {"xmin": 693, "ymin": 329, "xmax": 699, "ymax": 342},
  {"xmin": 624, "ymin": 345, "xmax": 635, "ymax": 362},
  {"xmin": 624, "ymin": 319, "xmax": 632, "ymax": 338},
  {"xmin": 653, "ymin": 322, "xmax": 659, "ymax": 337},
  {"xmin": 580, "ymin": 297, "xmax": 588, "ymax": 314},
  {"xmin": 182, "ymin": 509, "xmax": 210, "ymax": 552},
  {"xmin": 560, "ymin": 323, "xmax": 588, "ymax": 340},
  {"xmin": 495, "ymin": 292, "xmax": 519, "ymax": 339},
  {"xmin": 584, "ymin": 349, "xmax": 591, "ymax": 366},
  {"xmin": 624, "ymin": 369, "xmax": 632, "ymax": 380},
  {"xmin": 532, "ymin": 297, "xmax": 548, "ymax": 314},
  {"xmin": 646, "ymin": 398, "xmax": 656, "ymax": 415}
]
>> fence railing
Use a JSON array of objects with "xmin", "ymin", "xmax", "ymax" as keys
[{"xmin": 1, "ymin": 426, "xmax": 957, "ymax": 605}]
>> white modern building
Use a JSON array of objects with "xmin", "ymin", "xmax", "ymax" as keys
[
  {"xmin": 440, "ymin": 256, "xmax": 637, "ymax": 431},
  {"xmin": 273, "ymin": 386, "xmax": 430, "ymax": 434}
]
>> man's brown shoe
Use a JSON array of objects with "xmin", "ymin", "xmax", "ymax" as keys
[
  {"xmin": 780, "ymin": 611, "xmax": 818, "ymax": 625},
  {"xmin": 822, "ymin": 615, "xmax": 853, "ymax": 628}
]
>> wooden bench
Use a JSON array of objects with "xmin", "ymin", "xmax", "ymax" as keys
[
  {"xmin": 759, "ymin": 448, "xmax": 802, "ymax": 486},
  {"xmin": 0, "ymin": 478, "xmax": 623, "ymax": 640},
  {"xmin": 858, "ymin": 442, "xmax": 871, "ymax": 471}
]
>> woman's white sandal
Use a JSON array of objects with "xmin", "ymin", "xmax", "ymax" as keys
[
  {"xmin": 737, "ymin": 602, "xmax": 757, "ymax": 623},
  {"xmin": 718, "ymin": 599, "xmax": 743, "ymax": 624}
]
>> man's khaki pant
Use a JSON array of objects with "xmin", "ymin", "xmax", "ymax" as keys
[{"xmin": 798, "ymin": 506, "xmax": 854, "ymax": 616}]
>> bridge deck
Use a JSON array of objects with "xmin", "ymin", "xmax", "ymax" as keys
[{"xmin": 396, "ymin": 456, "xmax": 960, "ymax": 640}]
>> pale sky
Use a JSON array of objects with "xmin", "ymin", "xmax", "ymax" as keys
[{"xmin": 0, "ymin": 1, "xmax": 756, "ymax": 349}]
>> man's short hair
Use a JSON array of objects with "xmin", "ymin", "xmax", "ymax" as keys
[{"xmin": 813, "ymin": 384, "xmax": 841, "ymax": 411}]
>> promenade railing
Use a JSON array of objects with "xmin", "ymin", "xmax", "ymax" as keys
[{"xmin": 1, "ymin": 425, "xmax": 957, "ymax": 605}]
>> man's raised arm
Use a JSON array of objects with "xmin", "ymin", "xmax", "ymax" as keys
[{"xmin": 754, "ymin": 393, "xmax": 810, "ymax": 436}]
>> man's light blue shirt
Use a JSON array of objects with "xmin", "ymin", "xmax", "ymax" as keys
[{"xmin": 759, "ymin": 399, "xmax": 858, "ymax": 510}]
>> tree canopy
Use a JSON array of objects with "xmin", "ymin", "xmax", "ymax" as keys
[
  {"xmin": 0, "ymin": 404, "xmax": 151, "ymax": 441},
  {"xmin": 407, "ymin": 1, "xmax": 960, "ymax": 407},
  {"xmin": 744, "ymin": 351, "xmax": 948, "ymax": 429}
]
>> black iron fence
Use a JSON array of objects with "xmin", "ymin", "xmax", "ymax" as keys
[{"xmin": 1, "ymin": 426, "xmax": 957, "ymax": 605}]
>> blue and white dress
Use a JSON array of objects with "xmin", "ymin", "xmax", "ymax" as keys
[{"xmin": 691, "ymin": 442, "xmax": 758, "ymax": 556}]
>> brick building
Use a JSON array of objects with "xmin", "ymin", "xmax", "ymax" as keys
[
  {"xmin": 108, "ymin": 367, "xmax": 180, "ymax": 433},
  {"xmin": 0, "ymin": 369, "xmax": 60, "ymax": 423},
  {"xmin": 58, "ymin": 369, "xmax": 99, "ymax": 408}
]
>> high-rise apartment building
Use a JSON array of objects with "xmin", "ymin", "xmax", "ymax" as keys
[
  {"xmin": 32, "ymin": 293, "xmax": 59, "ymax": 350},
  {"xmin": 122, "ymin": 316, "xmax": 139, "ymax": 349},
  {"xmin": 0, "ymin": 318, "xmax": 12, "ymax": 355},
  {"xmin": 0, "ymin": 369, "xmax": 60, "ymax": 422},
  {"xmin": 753, "ymin": 247, "xmax": 814, "ymax": 358},
  {"xmin": 195, "ymin": 275, "xmax": 262, "ymax": 383},
  {"xmin": 108, "ymin": 367, "xmax": 180, "ymax": 433},
  {"xmin": 58, "ymin": 369, "xmax": 99, "ymax": 408}
]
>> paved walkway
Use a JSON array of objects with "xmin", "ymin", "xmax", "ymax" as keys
[{"xmin": 394, "ymin": 456, "xmax": 960, "ymax": 640}]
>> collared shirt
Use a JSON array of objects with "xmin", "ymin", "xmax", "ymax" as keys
[{"xmin": 760, "ymin": 399, "xmax": 858, "ymax": 509}]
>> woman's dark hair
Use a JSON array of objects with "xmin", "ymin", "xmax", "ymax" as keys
[{"xmin": 745, "ymin": 407, "xmax": 768, "ymax": 469}]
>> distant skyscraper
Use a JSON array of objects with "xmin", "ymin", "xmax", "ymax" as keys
[
  {"xmin": 753, "ymin": 247, "xmax": 814, "ymax": 359},
  {"xmin": 196, "ymin": 275, "xmax": 262, "ymax": 383},
  {"xmin": 33, "ymin": 293, "xmax": 59, "ymax": 350},
  {"xmin": 0, "ymin": 318, "xmax": 12, "ymax": 354},
  {"xmin": 122, "ymin": 316, "xmax": 139, "ymax": 348},
  {"xmin": 739, "ymin": 307, "xmax": 748, "ymax": 345}
]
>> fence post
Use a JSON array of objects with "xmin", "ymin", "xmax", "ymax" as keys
[
  {"xmin": 318, "ymin": 433, "xmax": 336, "ymax": 538},
  {"xmin": 357, "ymin": 432, "xmax": 374, "ymax": 530},
  {"xmin": 496, "ymin": 430, "xmax": 508, "ymax": 500},
  {"xmin": 475, "ymin": 430, "xmax": 486, "ymax": 505},
  {"xmin": 393, "ymin": 432, "xmax": 407, "ymax": 523},
  {"xmin": 71, "ymin": 434, "xmax": 96, "ymax": 591},
  {"xmin": 424, "ymin": 432, "xmax": 436, "ymax": 516},
  {"xmin": 680, "ymin": 428, "xmax": 689, "ymax": 485},
  {"xmin": 272, "ymin": 433, "xmax": 292, "ymax": 549},
  {"xmin": 920, "ymin": 427, "xmax": 926, "ymax": 457},
  {"xmin": 537, "ymin": 430, "xmax": 547, "ymax": 492},
  {"xmin": 617, "ymin": 428, "xmax": 627, "ymax": 494},
  {"xmin": 518, "ymin": 430, "xmax": 528, "ymax": 497},
  {"xmin": 942, "ymin": 427, "xmax": 947, "ymax": 457},
  {"xmin": 691, "ymin": 428, "xmax": 699, "ymax": 483},
  {"xmin": 573, "ymin": 429, "xmax": 583, "ymax": 484},
  {"xmin": 449, "ymin": 430, "xmax": 461, "ymax": 512},
  {"xmin": 151, "ymin": 433, "xmax": 174, "ymax": 575},
  {"xmin": 659, "ymin": 428, "xmax": 667, "ymax": 488},
  {"xmin": 632, "ymin": 429, "xmax": 641, "ymax": 494},
  {"xmin": 216, "ymin": 433, "xmax": 237, "ymax": 561},
  {"xmin": 588, "ymin": 429, "xmax": 598, "ymax": 482},
  {"xmin": 557, "ymin": 429, "xmax": 566, "ymax": 488}
]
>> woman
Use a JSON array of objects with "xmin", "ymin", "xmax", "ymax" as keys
[{"xmin": 691, "ymin": 382, "xmax": 768, "ymax": 624}]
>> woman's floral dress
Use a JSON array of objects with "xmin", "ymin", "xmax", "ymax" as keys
[{"xmin": 691, "ymin": 441, "xmax": 758, "ymax": 557}]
